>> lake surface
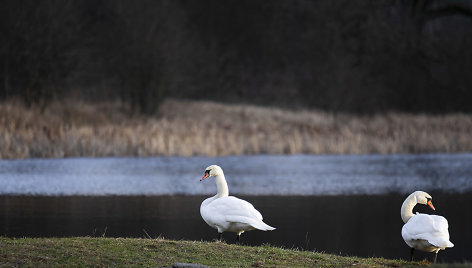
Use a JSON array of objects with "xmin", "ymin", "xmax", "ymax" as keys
[
  {"xmin": 0, "ymin": 154, "xmax": 471, "ymax": 195},
  {"xmin": 0, "ymin": 154, "xmax": 471, "ymax": 263}
]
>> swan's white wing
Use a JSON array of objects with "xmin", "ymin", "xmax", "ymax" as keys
[
  {"xmin": 402, "ymin": 214, "xmax": 454, "ymax": 249},
  {"xmin": 201, "ymin": 196, "xmax": 275, "ymax": 231},
  {"xmin": 207, "ymin": 196, "xmax": 263, "ymax": 220},
  {"xmin": 430, "ymin": 215, "xmax": 454, "ymax": 248}
]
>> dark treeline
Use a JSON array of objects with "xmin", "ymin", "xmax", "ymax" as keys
[{"xmin": 1, "ymin": 0, "xmax": 472, "ymax": 114}]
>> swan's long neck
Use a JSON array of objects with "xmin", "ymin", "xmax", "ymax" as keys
[
  {"xmin": 214, "ymin": 174, "xmax": 229, "ymax": 198},
  {"xmin": 401, "ymin": 194, "xmax": 417, "ymax": 223}
]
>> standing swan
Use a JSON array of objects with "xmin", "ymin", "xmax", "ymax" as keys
[
  {"xmin": 200, "ymin": 165, "xmax": 275, "ymax": 242},
  {"xmin": 401, "ymin": 191, "xmax": 453, "ymax": 263}
]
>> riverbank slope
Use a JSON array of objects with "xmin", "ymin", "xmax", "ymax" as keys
[{"xmin": 0, "ymin": 237, "xmax": 421, "ymax": 267}]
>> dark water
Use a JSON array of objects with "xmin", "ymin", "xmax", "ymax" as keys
[{"xmin": 1, "ymin": 193, "xmax": 470, "ymax": 263}]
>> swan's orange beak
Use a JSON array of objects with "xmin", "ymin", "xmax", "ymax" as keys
[
  {"xmin": 200, "ymin": 173, "xmax": 209, "ymax": 181},
  {"xmin": 427, "ymin": 200, "xmax": 435, "ymax": 210}
]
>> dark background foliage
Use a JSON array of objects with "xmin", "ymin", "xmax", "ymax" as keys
[{"xmin": 1, "ymin": 0, "xmax": 472, "ymax": 114}]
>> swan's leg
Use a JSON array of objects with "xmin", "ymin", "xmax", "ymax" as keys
[
  {"xmin": 236, "ymin": 231, "xmax": 244, "ymax": 243},
  {"xmin": 217, "ymin": 232, "xmax": 223, "ymax": 241},
  {"xmin": 433, "ymin": 252, "xmax": 438, "ymax": 264},
  {"xmin": 409, "ymin": 248, "xmax": 415, "ymax": 261}
]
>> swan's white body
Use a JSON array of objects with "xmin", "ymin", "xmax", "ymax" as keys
[
  {"xmin": 200, "ymin": 165, "xmax": 275, "ymax": 239},
  {"xmin": 401, "ymin": 191, "xmax": 453, "ymax": 261},
  {"xmin": 402, "ymin": 213, "xmax": 453, "ymax": 252}
]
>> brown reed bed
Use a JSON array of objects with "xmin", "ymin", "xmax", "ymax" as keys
[{"xmin": 1, "ymin": 99, "xmax": 471, "ymax": 159}]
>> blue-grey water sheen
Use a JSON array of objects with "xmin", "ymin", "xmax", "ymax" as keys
[{"xmin": 0, "ymin": 154, "xmax": 471, "ymax": 196}]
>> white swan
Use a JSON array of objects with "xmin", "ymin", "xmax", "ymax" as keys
[
  {"xmin": 200, "ymin": 165, "xmax": 275, "ymax": 241},
  {"xmin": 401, "ymin": 191, "xmax": 453, "ymax": 263}
]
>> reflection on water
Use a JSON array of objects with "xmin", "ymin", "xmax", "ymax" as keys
[
  {"xmin": 0, "ymin": 154, "xmax": 471, "ymax": 195},
  {"xmin": 1, "ymin": 193, "xmax": 470, "ymax": 263}
]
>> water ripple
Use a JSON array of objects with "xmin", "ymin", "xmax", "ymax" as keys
[{"xmin": 0, "ymin": 154, "xmax": 471, "ymax": 196}]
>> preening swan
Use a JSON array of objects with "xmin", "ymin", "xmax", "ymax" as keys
[
  {"xmin": 401, "ymin": 191, "xmax": 453, "ymax": 263},
  {"xmin": 200, "ymin": 165, "xmax": 275, "ymax": 242}
]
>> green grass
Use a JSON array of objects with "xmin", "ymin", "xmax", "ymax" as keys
[{"xmin": 0, "ymin": 237, "xmax": 422, "ymax": 267}]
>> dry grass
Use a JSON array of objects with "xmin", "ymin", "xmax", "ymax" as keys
[{"xmin": 1, "ymin": 99, "xmax": 471, "ymax": 159}]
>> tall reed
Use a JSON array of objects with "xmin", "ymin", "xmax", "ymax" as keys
[{"xmin": 1, "ymin": 99, "xmax": 471, "ymax": 159}]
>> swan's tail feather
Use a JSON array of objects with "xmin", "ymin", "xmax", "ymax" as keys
[
  {"xmin": 251, "ymin": 220, "xmax": 276, "ymax": 231},
  {"xmin": 430, "ymin": 238, "xmax": 454, "ymax": 249},
  {"xmin": 226, "ymin": 216, "xmax": 276, "ymax": 231}
]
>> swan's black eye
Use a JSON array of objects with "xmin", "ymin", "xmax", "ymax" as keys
[{"xmin": 205, "ymin": 170, "xmax": 210, "ymax": 175}]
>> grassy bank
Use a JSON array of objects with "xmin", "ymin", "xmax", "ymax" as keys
[
  {"xmin": 1, "ymin": 99, "xmax": 471, "ymax": 158},
  {"xmin": 0, "ymin": 237, "xmax": 418, "ymax": 267}
]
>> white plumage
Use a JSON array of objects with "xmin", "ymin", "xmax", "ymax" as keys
[
  {"xmin": 402, "ymin": 213, "xmax": 453, "ymax": 252},
  {"xmin": 200, "ymin": 165, "xmax": 275, "ymax": 241},
  {"xmin": 401, "ymin": 191, "xmax": 453, "ymax": 263}
]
